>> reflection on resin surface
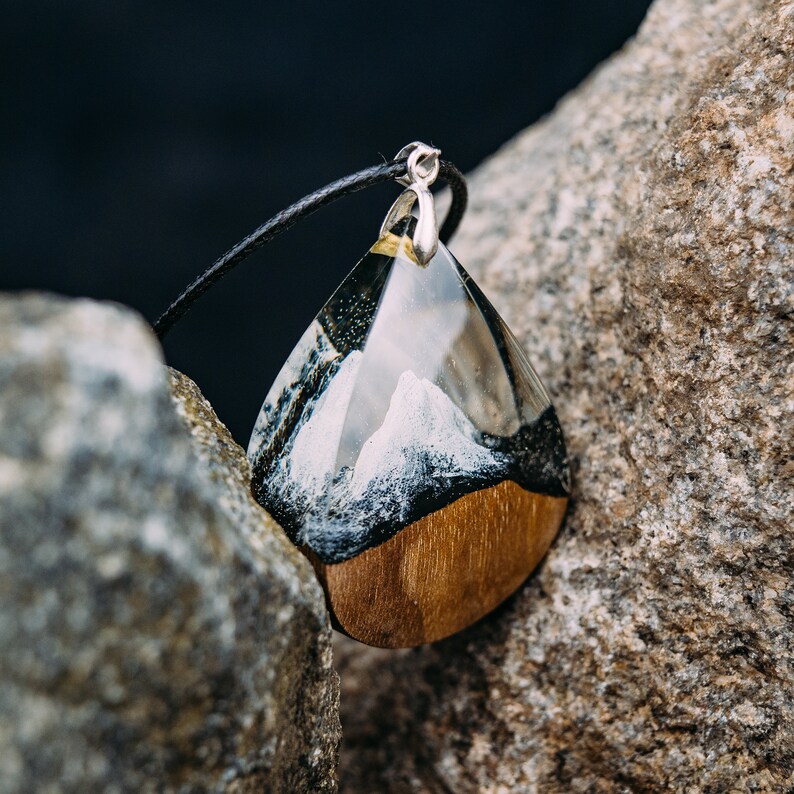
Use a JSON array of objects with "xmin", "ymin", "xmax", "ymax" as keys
[{"xmin": 249, "ymin": 218, "xmax": 569, "ymax": 564}]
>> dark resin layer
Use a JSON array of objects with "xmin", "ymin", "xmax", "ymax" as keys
[{"xmin": 255, "ymin": 404, "xmax": 569, "ymax": 564}]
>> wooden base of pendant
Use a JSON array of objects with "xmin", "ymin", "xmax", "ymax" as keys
[{"xmin": 305, "ymin": 480, "xmax": 568, "ymax": 648}]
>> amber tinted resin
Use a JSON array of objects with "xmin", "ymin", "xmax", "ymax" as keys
[{"xmin": 248, "ymin": 218, "xmax": 569, "ymax": 646}]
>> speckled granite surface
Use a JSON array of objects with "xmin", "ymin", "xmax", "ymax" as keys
[
  {"xmin": 0, "ymin": 295, "xmax": 339, "ymax": 793},
  {"xmin": 336, "ymin": 1, "xmax": 794, "ymax": 790}
]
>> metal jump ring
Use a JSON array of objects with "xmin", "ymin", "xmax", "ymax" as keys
[{"xmin": 382, "ymin": 141, "xmax": 442, "ymax": 265}]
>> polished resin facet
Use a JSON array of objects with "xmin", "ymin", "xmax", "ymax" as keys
[{"xmin": 248, "ymin": 218, "xmax": 569, "ymax": 646}]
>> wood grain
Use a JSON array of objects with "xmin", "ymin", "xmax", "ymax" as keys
[{"xmin": 307, "ymin": 481, "xmax": 568, "ymax": 648}]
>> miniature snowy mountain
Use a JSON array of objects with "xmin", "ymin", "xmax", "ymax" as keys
[
  {"xmin": 248, "ymin": 220, "xmax": 569, "ymax": 564},
  {"xmin": 262, "ymin": 359, "xmax": 508, "ymax": 561}
]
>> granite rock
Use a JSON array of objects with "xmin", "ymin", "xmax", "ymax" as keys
[
  {"xmin": 337, "ymin": 0, "xmax": 794, "ymax": 791},
  {"xmin": 0, "ymin": 294, "xmax": 339, "ymax": 793}
]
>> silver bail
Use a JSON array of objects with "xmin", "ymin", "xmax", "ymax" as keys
[{"xmin": 379, "ymin": 142, "xmax": 441, "ymax": 266}]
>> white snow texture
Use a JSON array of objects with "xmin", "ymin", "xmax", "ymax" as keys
[{"xmin": 268, "ymin": 352, "xmax": 507, "ymax": 555}]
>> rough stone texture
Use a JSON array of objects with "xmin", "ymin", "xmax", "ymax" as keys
[
  {"xmin": 0, "ymin": 295, "xmax": 339, "ymax": 793},
  {"xmin": 338, "ymin": 1, "xmax": 793, "ymax": 791}
]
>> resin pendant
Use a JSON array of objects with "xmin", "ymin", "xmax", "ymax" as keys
[{"xmin": 248, "ymin": 215, "xmax": 569, "ymax": 648}]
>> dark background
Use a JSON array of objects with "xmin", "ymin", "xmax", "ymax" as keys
[{"xmin": 1, "ymin": 0, "xmax": 651, "ymax": 443}]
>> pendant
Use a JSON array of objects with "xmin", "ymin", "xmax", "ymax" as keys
[{"xmin": 248, "ymin": 145, "xmax": 569, "ymax": 648}]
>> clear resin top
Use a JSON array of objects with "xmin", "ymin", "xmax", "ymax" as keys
[{"xmin": 249, "ymin": 218, "xmax": 568, "ymax": 563}]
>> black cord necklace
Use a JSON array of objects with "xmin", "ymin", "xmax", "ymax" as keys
[
  {"xmin": 153, "ymin": 152, "xmax": 468, "ymax": 339},
  {"xmin": 155, "ymin": 142, "xmax": 569, "ymax": 650}
]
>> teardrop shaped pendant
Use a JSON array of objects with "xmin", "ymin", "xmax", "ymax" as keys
[{"xmin": 248, "ymin": 145, "xmax": 569, "ymax": 648}]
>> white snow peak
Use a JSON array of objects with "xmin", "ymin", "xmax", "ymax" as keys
[{"xmin": 349, "ymin": 370, "xmax": 502, "ymax": 500}]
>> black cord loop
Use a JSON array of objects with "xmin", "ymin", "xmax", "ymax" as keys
[{"xmin": 153, "ymin": 155, "xmax": 467, "ymax": 339}]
